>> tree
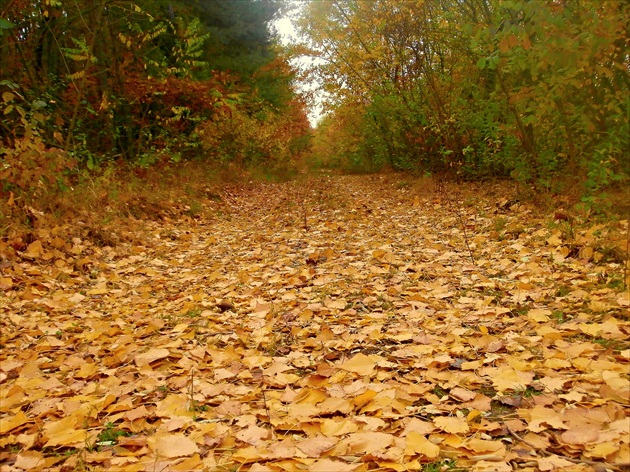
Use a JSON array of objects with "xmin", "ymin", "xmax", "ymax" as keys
[{"xmin": 296, "ymin": 0, "xmax": 629, "ymax": 194}]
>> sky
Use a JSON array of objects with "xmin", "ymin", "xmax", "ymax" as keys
[
  {"xmin": 273, "ymin": 16, "xmax": 300, "ymax": 45},
  {"xmin": 271, "ymin": 2, "xmax": 326, "ymax": 126}
]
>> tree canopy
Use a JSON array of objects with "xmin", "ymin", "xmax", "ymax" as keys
[
  {"xmin": 0, "ymin": 0, "xmax": 309, "ymax": 177},
  {"xmin": 296, "ymin": 0, "xmax": 628, "ymax": 202}
]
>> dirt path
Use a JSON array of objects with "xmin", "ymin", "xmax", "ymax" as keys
[{"xmin": 1, "ymin": 175, "xmax": 628, "ymax": 471}]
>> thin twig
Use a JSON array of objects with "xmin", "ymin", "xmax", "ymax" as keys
[
  {"xmin": 437, "ymin": 178, "xmax": 476, "ymax": 265},
  {"xmin": 624, "ymin": 219, "xmax": 629, "ymax": 289}
]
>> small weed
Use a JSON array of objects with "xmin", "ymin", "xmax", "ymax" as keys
[
  {"xmin": 606, "ymin": 278, "xmax": 624, "ymax": 290},
  {"xmin": 551, "ymin": 310, "xmax": 566, "ymax": 323},
  {"xmin": 510, "ymin": 305, "xmax": 529, "ymax": 317},
  {"xmin": 185, "ymin": 199, "xmax": 203, "ymax": 217},
  {"xmin": 422, "ymin": 459, "xmax": 458, "ymax": 472},
  {"xmin": 554, "ymin": 285, "xmax": 571, "ymax": 297},
  {"xmin": 431, "ymin": 386, "xmax": 448, "ymax": 398},
  {"xmin": 184, "ymin": 308, "xmax": 203, "ymax": 318},
  {"xmin": 193, "ymin": 403, "xmax": 209, "ymax": 413},
  {"xmin": 492, "ymin": 216, "xmax": 508, "ymax": 232},
  {"xmin": 489, "ymin": 400, "xmax": 515, "ymax": 419},
  {"xmin": 593, "ymin": 337, "xmax": 629, "ymax": 352},
  {"xmin": 478, "ymin": 384, "xmax": 497, "ymax": 397},
  {"xmin": 516, "ymin": 385, "xmax": 543, "ymax": 398},
  {"xmin": 463, "ymin": 196, "xmax": 476, "ymax": 207},
  {"xmin": 378, "ymin": 295, "xmax": 394, "ymax": 311},
  {"xmin": 96, "ymin": 421, "xmax": 130, "ymax": 446},
  {"xmin": 504, "ymin": 224, "xmax": 525, "ymax": 238}
]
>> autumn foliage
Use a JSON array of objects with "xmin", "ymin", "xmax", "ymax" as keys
[
  {"xmin": 1, "ymin": 2, "xmax": 629, "ymax": 470},
  {"xmin": 0, "ymin": 0, "xmax": 310, "ymax": 196},
  {"xmin": 297, "ymin": 0, "xmax": 629, "ymax": 205}
]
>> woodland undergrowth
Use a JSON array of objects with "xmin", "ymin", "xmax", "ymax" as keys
[{"xmin": 0, "ymin": 173, "xmax": 629, "ymax": 472}]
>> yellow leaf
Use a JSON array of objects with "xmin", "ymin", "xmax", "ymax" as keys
[
  {"xmin": 0, "ymin": 277, "xmax": 13, "ymax": 290},
  {"xmin": 585, "ymin": 441, "xmax": 620, "ymax": 458},
  {"xmin": 295, "ymin": 437, "xmax": 338, "ymax": 457},
  {"xmin": 24, "ymin": 240, "xmax": 43, "ymax": 258},
  {"xmin": 294, "ymin": 388, "xmax": 327, "ymax": 405},
  {"xmin": 43, "ymin": 415, "xmax": 89, "ymax": 447},
  {"xmin": 461, "ymin": 360, "xmax": 483, "ymax": 370},
  {"xmin": 450, "ymin": 387, "xmax": 476, "ymax": 402},
  {"xmin": 320, "ymin": 418, "xmax": 359, "ymax": 436},
  {"xmin": 14, "ymin": 451, "xmax": 45, "ymax": 470},
  {"xmin": 231, "ymin": 446, "xmax": 262, "ymax": 464},
  {"xmin": 309, "ymin": 458, "xmax": 361, "ymax": 472},
  {"xmin": 578, "ymin": 323, "xmax": 602, "ymax": 337},
  {"xmin": 155, "ymin": 394, "xmax": 192, "ymax": 418},
  {"xmin": 467, "ymin": 409, "xmax": 482, "ymax": 422},
  {"xmin": 465, "ymin": 438, "xmax": 505, "ymax": 453},
  {"xmin": 405, "ymin": 431, "xmax": 440, "ymax": 458},
  {"xmin": 148, "ymin": 433, "xmax": 199, "ymax": 459},
  {"xmin": 344, "ymin": 431, "xmax": 394, "ymax": 454},
  {"xmin": 433, "ymin": 416, "xmax": 469, "ymax": 434},
  {"xmin": 527, "ymin": 308, "xmax": 551, "ymax": 322},
  {"xmin": 0, "ymin": 411, "xmax": 29, "ymax": 434},
  {"xmin": 235, "ymin": 424, "xmax": 270, "ymax": 445},
  {"xmin": 353, "ymin": 389, "xmax": 377, "ymax": 408},
  {"xmin": 561, "ymin": 427, "xmax": 599, "ymax": 445},
  {"xmin": 339, "ymin": 353, "xmax": 376, "ymax": 376},
  {"xmin": 547, "ymin": 234, "xmax": 562, "ymax": 246},
  {"xmin": 522, "ymin": 405, "xmax": 567, "ymax": 432},
  {"xmin": 171, "ymin": 454, "xmax": 202, "ymax": 471},
  {"xmin": 483, "ymin": 366, "xmax": 534, "ymax": 393},
  {"xmin": 75, "ymin": 361, "xmax": 98, "ymax": 379},
  {"xmin": 134, "ymin": 348, "xmax": 170, "ymax": 367}
]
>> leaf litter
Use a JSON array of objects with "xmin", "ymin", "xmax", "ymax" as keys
[{"xmin": 1, "ymin": 175, "xmax": 628, "ymax": 471}]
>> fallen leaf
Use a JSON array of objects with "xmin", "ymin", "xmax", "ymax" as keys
[
  {"xmin": 433, "ymin": 416, "xmax": 470, "ymax": 434},
  {"xmin": 339, "ymin": 353, "xmax": 377, "ymax": 376},
  {"xmin": 134, "ymin": 348, "xmax": 170, "ymax": 367},
  {"xmin": 148, "ymin": 433, "xmax": 199, "ymax": 458}
]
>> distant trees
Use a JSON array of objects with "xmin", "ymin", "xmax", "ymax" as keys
[{"xmin": 298, "ymin": 0, "xmax": 629, "ymax": 199}]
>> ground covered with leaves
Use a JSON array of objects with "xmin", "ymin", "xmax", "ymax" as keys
[{"xmin": 1, "ymin": 175, "xmax": 628, "ymax": 472}]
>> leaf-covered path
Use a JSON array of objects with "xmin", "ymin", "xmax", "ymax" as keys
[{"xmin": 1, "ymin": 175, "xmax": 629, "ymax": 471}]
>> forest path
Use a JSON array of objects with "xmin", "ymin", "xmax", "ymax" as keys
[{"xmin": 1, "ymin": 174, "xmax": 628, "ymax": 471}]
